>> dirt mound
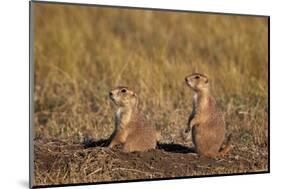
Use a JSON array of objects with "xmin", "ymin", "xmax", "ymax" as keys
[{"xmin": 33, "ymin": 138, "xmax": 268, "ymax": 187}]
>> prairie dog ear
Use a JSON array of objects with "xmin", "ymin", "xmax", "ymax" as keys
[
  {"xmin": 132, "ymin": 92, "xmax": 137, "ymax": 98},
  {"xmin": 205, "ymin": 78, "xmax": 209, "ymax": 84}
]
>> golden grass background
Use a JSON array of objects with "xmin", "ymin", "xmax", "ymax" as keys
[{"xmin": 33, "ymin": 2, "xmax": 268, "ymax": 185}]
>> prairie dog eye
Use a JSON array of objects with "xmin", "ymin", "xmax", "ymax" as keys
[
  {"xmin": 121, "ymin": 89, "xmax": 127, "ymax": 93},
  {"xmin": 195, "ymin": 76, "xmax": 200, "ymax": 79}
]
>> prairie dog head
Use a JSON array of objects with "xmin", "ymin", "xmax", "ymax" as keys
[
  {"xmin": 185, "ymin": 73, "xmax": 209, "ymax": 92},
  {"xmin": 109, "ymin": 86, "xmax": 138, "ymax": 108}
]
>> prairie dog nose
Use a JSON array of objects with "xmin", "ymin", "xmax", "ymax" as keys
[{"xmin": 109, "ymin": 91, "xmax": 113, "ymax": 96}]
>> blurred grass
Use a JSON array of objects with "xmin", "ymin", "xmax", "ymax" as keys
[{"xmin": 33, "ymin": 3, "xmax": 268, "ymax": 147}]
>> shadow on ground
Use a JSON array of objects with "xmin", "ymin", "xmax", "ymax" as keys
[
  {"xmin": 157, "ymin": 143, "xmax": 195, "ymax": 153},
  {"xmin": 82, "ymin": 138, "xmax": 111, "ymax": 148},
  {"xmin": 82, "ymin": 138, "xmax": 195, "ymax": 154}
]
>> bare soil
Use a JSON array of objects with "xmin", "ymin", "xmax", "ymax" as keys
[{"xmin": 33, "ymin": 138, "xmax": 268, "ymax": 187}]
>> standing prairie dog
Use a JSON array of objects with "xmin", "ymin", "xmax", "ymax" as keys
[
  {"xmin": 108, "ymin": 86, "xmax": 157, "ymax": 152},
  {"xmin": 185, "ymin": 73, "xmax": 231, "ymax": 157}
]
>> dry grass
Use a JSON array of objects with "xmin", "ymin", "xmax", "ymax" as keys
[{"xmin": 32, "ymin": 2, "xmax": 268, "ymax": 187}]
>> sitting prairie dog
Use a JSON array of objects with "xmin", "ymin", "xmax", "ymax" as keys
[
  {"xmin": 108, "ymin": 86, "xmax": 157, "ymax": 152},
  {"xmin": 185, "ymin": 73, "xmax": 231, "ymax": 157}
]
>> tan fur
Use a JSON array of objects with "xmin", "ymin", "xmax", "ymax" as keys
[
  {"xmin": 185, "ymin": 73, "xmax": 232, "ymax": 157},
  {"xmin": 109, "ymin": 86, "xmax": 157, "ymax": 152}
]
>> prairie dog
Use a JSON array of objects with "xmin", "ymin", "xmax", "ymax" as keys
[
  {"xmin": 185, "ymin": 73, "xmax": 231, "ymax": 157},
  {"xmin": 108, "ymin": 86, "xmax": 156, "ymax": 152}
]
